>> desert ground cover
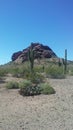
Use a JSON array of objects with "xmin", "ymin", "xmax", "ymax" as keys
[{"xmin": 0, "ymin": 75, "xmax": 73, "ymax": 130}]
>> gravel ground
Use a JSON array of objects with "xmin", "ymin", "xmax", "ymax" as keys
[{"xmin": 0, "ymin": 76, "xmax": 73, "ymax": 130}]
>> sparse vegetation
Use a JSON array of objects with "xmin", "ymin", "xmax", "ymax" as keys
[
  {"xmin": 1, "ymin": 55, "xmax": 73, "ymax": 97},
  {"xmin": 0, "ymin": 68, "xmax": 7, "ymax": 77},
  {"xmin": 19, "ymin": 80, "xmax": 55, "ymax": 96},
  {"xmin": 45, "ymin": 65, "xmax": 65, "ymax": 79},
  {"xmin": 6, "ymin": 81, "xmax": 19, "ymax": 89},
  {"xmin": 19, "ymin": 80, "xmax": 41, "ymax": 96},
  {"xmin": 27, "ymin": 72, "xmax": 44, "ymax": 84},
  {"xmin": 38, "ymin": 83, "xmax": 55, "ymax": 95}
]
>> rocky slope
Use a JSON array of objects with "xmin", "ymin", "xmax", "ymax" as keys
[{"xmin": 11, "ymin": 43, "xmax": 57, "ymax": 63}]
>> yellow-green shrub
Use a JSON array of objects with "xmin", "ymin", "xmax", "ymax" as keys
[{"xmin": 6, "ymin": 81, "xmax": 19, "ymax": 89}]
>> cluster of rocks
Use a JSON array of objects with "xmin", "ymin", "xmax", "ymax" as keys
[{"xmin": 11, "ymin": 43, "xmax": 57, "ymax": 63}]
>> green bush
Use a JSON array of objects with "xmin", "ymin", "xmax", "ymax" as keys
[
  {"xmin": 0, "ymin": 68, "xmax": 7, "ymax": 77},
  {"xmin": 6, "ymin": 66, "xmax": 30, "ymax": 78},
  {"xmin": 45, "ymin": 65, "xmax": 65, "ymax": 79},
  {"xmin": 6, "ymin": 81, "xmax": 19, "ymax": 89},
  {"xmin": 27, "ymin": 72, "xmax": 44, "ymax": 84},
  {"xmin": 11, "ymin": 67, "xmax": 20, "ymax": 77},
  {"xmin": 68, "ymin": 67, "xmax": 73, "ymax": 75},
  {"xmin": 19, "ymin": 80, "xmax": 41, "ymax": 96},
  {"xmin": 39, "ymin": 83, "xmax": 55, "ymax": 95},
  {"xmin": 5, "ymin": 67, "xmax": 20, "ymax": 77},
  {"xmin": 34, "ymin": 66, "xmax": 45, "ymax": 73},
  {"xmin": 19, "ymin": 80, "xmax": 55, "ymax": 96}
]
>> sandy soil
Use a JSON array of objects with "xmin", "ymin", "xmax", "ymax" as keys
[{"xmin": 0, "ymin": 76, "xmax": 73, "ymax": 130}]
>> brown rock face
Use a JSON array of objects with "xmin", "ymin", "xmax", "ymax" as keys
[{"xmin": 11, "ymin": 43, "xmax": 57, "ymax": 63}]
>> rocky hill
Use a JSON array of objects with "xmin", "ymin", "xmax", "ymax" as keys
[{"xmin": 11, "ymin": 43, "xmax": 57, "ymax": 63}]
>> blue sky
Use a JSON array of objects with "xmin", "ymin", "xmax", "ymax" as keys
[{"xmin": 0, "ymin": 0, "xmax": 73, "ymax": 64}]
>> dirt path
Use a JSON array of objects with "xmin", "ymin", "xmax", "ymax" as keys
[{"xmin": 0, "ymin": 76, "xmax": 73, "ymax": 130}]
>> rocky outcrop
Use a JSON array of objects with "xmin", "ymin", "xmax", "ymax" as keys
[
  {"xmin": 11, "ymin": 43, "xmax": 57, "ymax": 63},
  {"xmin": 12, "ymin": 51, "xmax": 22, "ymax": 61}
]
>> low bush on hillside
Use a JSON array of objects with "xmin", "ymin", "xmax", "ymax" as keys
[
  {"xmin": 34, "ymin": 65, "xmax": 45, "ymax": 73},
  {"xmin": 6, "ymin": 66, "xmax": 30, "ymax": 78},
  {"xmin": 6, "ymin": 81, "xmax": 19, "ymax": 89},
  {"xmin": 0, "ymin": 68, "xmax": 7, "ymax": 77},
  {"xmin": 45, "ymin": 65, "xmax": 65, "ymax": 79}
]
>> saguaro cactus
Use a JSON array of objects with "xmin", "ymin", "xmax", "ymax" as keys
[
  {"xmin": 64, "ymin": 49, "xmax": 67, "ymax": 74},
  {"xmin": 62, "ymin": 49, "xmax": 67, "ymax": 74},
  {"xmin": 28, "ymin": 43, "xmax": 34, "ymax": 72},
  {"xmin": 58, "ymin": 58, "xmax": 61, "ymax": 67}
]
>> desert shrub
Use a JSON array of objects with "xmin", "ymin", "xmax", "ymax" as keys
[
  {"xmin": 27, "ymin": 72, "xmax": 44, "ymax": 84},
  {"xmin": 39, "ymin": 83, "xmax": 55, "ymax": 95},
  {"xmin": 68, "ymin": 65, "xmax": 73, "ymax": 75},
  {"xmin": 45, "ymin": 65, "xmax": 65, "ymax": 79},
  {"xmin": 15, "ymin": 67, "xmax": 30, "ymax": 78},
  {"xmin": 19, "ymin": 80, "xmax": 41, "ymax": 96},
  {"xmin": 6, "ymin": 81, "xmax": 19, "ymax": 89},
  {"xmin": 0, "ymin": 68, "xmax": 7, "ymax": 77},
  {"xmin": 5, "ymin": 66, "xmax": 20, "ymax": 77},
  {"xmin": 11, "ymin": 67, "xmax": 20, "ymax": 77},
  {"xmin": 6, "ymin": 66, "xmax": 30, "ymax": 78},
  {"xmin": 69, "ymin": 70, "xmax": 73, "ymax": 75},
  {"xmin": 19, "ymin": 80, "xmax": 55, "ymax": 96},
  {"xmin": 23, "ymin": 69, "xmax": 31, "ymax": 79},
  {"xmin": 34, "ymin": 65, "xmax": 45, "ymax": 73}
]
